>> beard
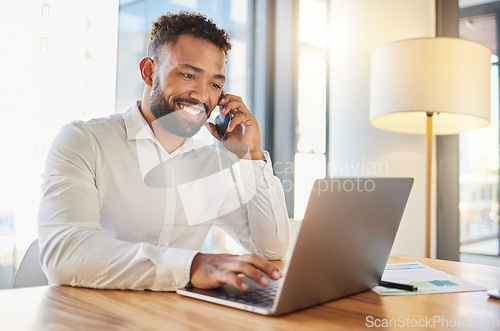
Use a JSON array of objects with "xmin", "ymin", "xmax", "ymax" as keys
[{"xmin": 149, "ymin": 82, "xmax": 209, "ymax": 138}]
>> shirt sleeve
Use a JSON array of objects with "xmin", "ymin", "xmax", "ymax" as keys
[
  {"xmin": 37, "ymin": 122, "xmax": 198, "ymax": 291},
  {"xmin": 214, "ymin": 151, "xmax": 290, "ymax": 260}
]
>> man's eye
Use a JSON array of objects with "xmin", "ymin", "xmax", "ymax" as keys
[
  {"xmin": 184, "ymin": 73, "xmax": 194, "ymax": 79},
  {"xmin": 212, "ymin": 83, "xmax": 222, "ymax": 89}
]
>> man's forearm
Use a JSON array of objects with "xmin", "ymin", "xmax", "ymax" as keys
[{"xmin": 38, "ymin": 226, "xmax": 198, "ymax": 291}]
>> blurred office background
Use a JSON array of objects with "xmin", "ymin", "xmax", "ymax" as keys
[{"xmin": 0, "ymin": 0, "xmax": 498, "ymax": 289}]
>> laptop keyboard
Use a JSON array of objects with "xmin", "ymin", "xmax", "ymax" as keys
[{"xmin": 219, "ymin": 282, "xmax": 279, "ymax": 307}]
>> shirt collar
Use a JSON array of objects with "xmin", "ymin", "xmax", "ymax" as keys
[
  {"xmin": 123, "ymin": 100, "xmax": 215, "ymax": 156},
  {"xmin": 123, "ymin": 101, "xmax": 152, "ymax": 141}
]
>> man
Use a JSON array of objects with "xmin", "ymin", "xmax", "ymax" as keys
[{"xmin": 37, "ymin": 12, "xmax": 289, "ymax": 292}]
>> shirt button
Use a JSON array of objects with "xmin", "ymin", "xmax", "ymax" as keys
[{"xmin": 168, "ymin": 200, "xmax": 174, "ymax": 207}]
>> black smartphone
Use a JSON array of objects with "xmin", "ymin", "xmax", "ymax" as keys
[{"xmin": 214, "ymin": 91, "xmax": 233, "ymax": 141}]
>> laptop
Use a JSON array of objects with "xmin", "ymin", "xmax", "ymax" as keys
[{"xmin": 177, "ymin": 177, "xmax": 413, "ymax": 316}]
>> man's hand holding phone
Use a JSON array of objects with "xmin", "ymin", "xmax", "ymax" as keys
[
  {"xmin": 213, "ymin": 91, "xmax": 232, "ymax": 141},
  {"xmin": 207, "ymin": 92, "xmax": 265, "ymax": 161}
]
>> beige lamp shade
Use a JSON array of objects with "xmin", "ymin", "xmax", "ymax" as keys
[{"xmin": 370, "ymin": 37, "xmax": 491, "ymax": 135}]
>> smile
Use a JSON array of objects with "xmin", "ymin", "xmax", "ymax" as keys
[{"xmin": 178, "ymin": 103, "xmax": 204, "ymax": 116}]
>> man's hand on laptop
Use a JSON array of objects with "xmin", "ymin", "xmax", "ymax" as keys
[{"xmin": 189, "ymin": 253, "xmax": 282, "ymax": 291}]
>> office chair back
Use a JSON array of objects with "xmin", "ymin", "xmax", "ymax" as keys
[{"xmin": 12, "ymin": 239, "xmax": 48, "ymax": 288}]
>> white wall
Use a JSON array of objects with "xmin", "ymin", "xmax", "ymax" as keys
[{"xmin": 329, "ymin": 0, "xmax": 436, "ymax": 256}]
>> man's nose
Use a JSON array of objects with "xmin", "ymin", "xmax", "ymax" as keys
[{"xmin": 189, "ymin": 80, "xmax": 210, "ymax": 105}]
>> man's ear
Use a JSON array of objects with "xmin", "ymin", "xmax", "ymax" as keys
[{"xmin": 139, "ymin": 57, "xmax": 154, "ymax": 87}]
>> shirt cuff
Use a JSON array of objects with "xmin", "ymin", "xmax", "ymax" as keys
[
  {"xmin": 154, "ymin": 248, "xmax": 199, "ymax": 291},
  {"xmin": 238, "ymin": 150, "xmax": 273, "ymax": 187}
]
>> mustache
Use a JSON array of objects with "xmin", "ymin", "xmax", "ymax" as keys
[{"xmin": 174, "ymin": 97, "xmax": 209, "ymax": 114}]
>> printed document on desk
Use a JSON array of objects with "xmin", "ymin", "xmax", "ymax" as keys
[{"xmin": 373, "ymin": 261, "xmax": 486, "ymax": 295}]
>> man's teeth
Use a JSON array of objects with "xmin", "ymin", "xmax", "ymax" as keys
[{"xmin": 180, "ymin": 104, "xmax": 202, "ymax": 115}]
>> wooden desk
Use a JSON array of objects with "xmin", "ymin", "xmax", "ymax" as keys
[{"xmin": 1, "ymin": 255, "xmax": 499, "ymax": 330}]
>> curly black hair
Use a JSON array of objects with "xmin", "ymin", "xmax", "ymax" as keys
[{"xmin": 147, "ymin": 12, "xmax": 232, "ymax": 59}]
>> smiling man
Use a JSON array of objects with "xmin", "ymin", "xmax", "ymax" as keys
[{"xmin": 37, "ymin": 12, "xmax": 289, "ymax": 292}]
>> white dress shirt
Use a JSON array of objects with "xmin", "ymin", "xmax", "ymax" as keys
[{"xmin": 37, "ymin": 101, "xmax": 289, "ymax": 291}]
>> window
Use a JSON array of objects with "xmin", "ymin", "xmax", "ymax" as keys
[
  {"xmin": 294, "ymin": 0, "xmax": 329, "ymax": 220},
  {"xmin": 459, "ymin": 2, "xmax": 500, "ymax": 256},
  {"xmin": 41, "ymin": 3, "xmax": 50, "ymax": 19}
]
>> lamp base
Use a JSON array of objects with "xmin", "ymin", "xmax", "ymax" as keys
[{"xmin": 426, "ymin": 113, "xmax": 433, "ymax": 258}]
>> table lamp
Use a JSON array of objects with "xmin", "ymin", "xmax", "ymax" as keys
[{"xmin": 370, "ymin": 37, "xmax": 491, "ymax": 258}]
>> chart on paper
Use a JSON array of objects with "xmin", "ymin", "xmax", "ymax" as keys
[{"xmin": 373, "ymin": 261, "xmax": 486, "ymax": 295}]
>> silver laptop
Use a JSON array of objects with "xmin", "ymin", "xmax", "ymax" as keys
[{"xmin": 177, "ymin": 177, "xmax": 413, "ymax": 316}]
